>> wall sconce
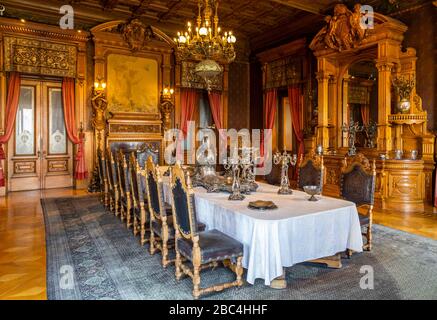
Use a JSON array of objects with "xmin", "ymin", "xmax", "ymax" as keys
[
  {"xmin": 162, "ymin": 86, "xmax": 174, "ymax": 100},
  {"xmin": 94, "ymin": 80, "xmax": 107, "ymax": 92}
]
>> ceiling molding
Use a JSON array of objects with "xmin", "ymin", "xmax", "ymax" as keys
[{"xmin": 269, "ymin": 0, "xmax": 333, "ymax": 15}]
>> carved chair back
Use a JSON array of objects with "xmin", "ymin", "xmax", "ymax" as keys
[
  {"xmin": 117, "ymin": 150, "xmax": 130, "ymax": 198},
  {"xmin": 106, "ymin": 150, "xmax": 117, "ymax": 192},
  {"xmin": 298, "ymin": 152, "xmax": 324, "ymax": 191},
  {"xmin": 340, "ymin": 153, "xmax": 376, "ymax": 207},
  {"xmin": 97, "ymin": 149, "xmax": 107, "ymax": 191},
  {"xmin": 129, "ymin": 152, "xmax": 142, "ymax": 209},
  {"xmin": 170, "ymin": 164, "xmax": 200, "ymax": 243},
  {"xmin": 145, "ymin": 156, "xmax": 167, "ymax": 222}
]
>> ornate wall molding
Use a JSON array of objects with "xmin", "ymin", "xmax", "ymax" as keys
[{"xmin": 4, "ymin": 36, "xmax": 77, "ymax": 78}]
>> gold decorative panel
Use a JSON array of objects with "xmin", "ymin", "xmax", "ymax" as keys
[
  {"xmin": 14, "ymin": 161, "xmax": 36, "ymax": 174},
  {"xmin": 107, "ymin": 54, "xmax": 159, "ymax": 114},
  {"xmin": 265, "ymin": 57, "xmax": 302, "ymax": 89},
  {"xmin": 3, "ymin": 37, "xmax": 77, "ymax": 77},
  {"xmin": 48, "ymin": 160, "xmax": 68, "ymax": 173},
  {"xmin": 109, "ymin": 124, "xmax": 161, "ymax": 134},
  {"xmin": 181, "ymin": 61, "xmax": 223, "ymax": 91}
]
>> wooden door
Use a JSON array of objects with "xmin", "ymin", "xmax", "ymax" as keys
[{"xmin": 8, "ymin": 79, "xmax": 73, "ymax": 191}]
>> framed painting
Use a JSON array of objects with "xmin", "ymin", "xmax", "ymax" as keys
[{"xmin": 107, "ymin": 54, "xmax": 159, "ymax": 114}]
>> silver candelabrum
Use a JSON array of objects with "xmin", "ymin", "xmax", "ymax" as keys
[
  {"xmin": 224, "ymin": 157, "xmax": 246, "ymax": 201},
  {"xmin": 342, "ymin": 121, "xmax": 364, "ymax": 156},
  {"xmin": 273, "ymin": 151, "xmax": 297, "ymax": 195}
]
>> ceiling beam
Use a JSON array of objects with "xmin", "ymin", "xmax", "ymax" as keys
[{"xmin": 270, "ymin": 0, "xmax": 329, "ymax": 15}]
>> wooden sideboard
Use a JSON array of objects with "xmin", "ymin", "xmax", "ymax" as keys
[{"xmin": 322, "ymin": 154, "xmax": 433, "ymax": 213}]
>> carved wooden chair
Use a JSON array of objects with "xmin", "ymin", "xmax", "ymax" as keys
[
  {"xmin": 145, "ymin": 156, "xmax": 175, "ymax": 267},
  {"xmin": 105, "ymin": 149, "xmax": 120, "ymax": 217},
  {"xmin": 340, "ymin": 153, "xmax": 376, "ymax": 254},
  {"xmin": 170, "ymin": 163, "xmax": 244, "ymax": 299},
  {"xmin": 116, "ymin": 150, "xmax": 132, "ymax": 227},
  {"xmin": 97, "ymin": 149, "xmax": 109, "ymax": 208},
  {"xmin": 129, "ymin": 152, "xmax": 148, "ymax": 242},
  {"xmin": 297, "ymin": 152, "xmax": 324, "ymax": 192}
]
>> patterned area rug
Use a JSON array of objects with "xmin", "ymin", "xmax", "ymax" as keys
[{"xmin": 42, "ymin": 195, "xmax": 437, "ymax": 300}]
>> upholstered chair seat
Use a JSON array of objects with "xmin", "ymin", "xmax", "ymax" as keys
[
  {"xmin": 358, "ymin": 214, "xmax": 370, "ymax": 225},
  {"xmin": 177, "ymin": 230, "xmax": 243, "ymax": 264}
]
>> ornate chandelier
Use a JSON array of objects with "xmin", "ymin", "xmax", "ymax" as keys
[{"xmin": 175, "ymin": 0, "xmax": 237, "ymax": 64}]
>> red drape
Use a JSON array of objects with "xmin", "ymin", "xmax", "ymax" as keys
[
  {"xmin": 62, "ymin": 78, "xmax": 88, "ymax": 180},
  {"xmin": 361, "ymin": 104, "xmax": 370, "ymax": 125},
  {"xmin": 208, "ymin": 91, "xmax": 223, "ymax": 130},
  {"xmin": 180, "ymin": 89, "xmax": 198, "ymax": 136},
  {"xmin": 260, "ymin": 89, "xmax": 278, "ymax": 162},
  {"xmin": 0, "ymin": 72, "xmax": 21, "ymax": 187},
  {"xmin": 288, "ymin": 85, "xmax": 305, "ymax": 178}
]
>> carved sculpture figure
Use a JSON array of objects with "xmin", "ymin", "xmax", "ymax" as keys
[
  {"xmin": 91, "ymin": 90, "xmax": 108, "ymax": 131},
  {"xmin": 121, "ymin": 19, "xmax": 153, "ymax": 51},
  {"xmin": 310, "ymin": 4, "xmax": 367, "ymax": 51}
]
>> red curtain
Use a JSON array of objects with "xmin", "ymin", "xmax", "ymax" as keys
[
  {"xmin": 260, "ymin": 89, "xmax": 278, "ymax": 161},
  {"xmin": 0, "ymin": 72, "xmax": 21, "ymax": 187},
  {"xmin": 62, "ymin": 78, "xmax": 88, "ymax": 180},
  {"xmin": 361, "ymin": 105, "xmax": 370, "ymax": 125},
  {"xmin": 288, "ymin": 85, "xmax": 305, "ymax": 178},
  {"xmin": 180, "ymin": 89, "xmax": 198, "ymax": 136},
  {"xmin": 208, "ymin": 91, "xmax": 223, "ymax": 130}
]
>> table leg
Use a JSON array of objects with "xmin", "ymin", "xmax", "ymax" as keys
[
  {"xmin": 270, "ymin": 268, "xmax": 287, "ymax": 289},
  {"xmin": 309, "ymin": 253, "xmax": 342, "ymax": 269}
]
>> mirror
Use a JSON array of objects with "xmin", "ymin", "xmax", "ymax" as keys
[{"xmin": 343, "ymin": 60, "xmax": 378, "ymax": 149}]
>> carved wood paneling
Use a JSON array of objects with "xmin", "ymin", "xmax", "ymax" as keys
[
  {"xmin": 3, "ymin": 36, "xmax": 77, "ymax": 77},
  {"xmin": 48, "ymin": 160, "xmax": 69, "ymax": 173},
  {"xmin": 13, "ymin": 161, "xmax": 36, "ymax": 174}
]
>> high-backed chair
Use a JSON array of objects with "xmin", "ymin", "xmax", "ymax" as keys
[
  {"xmin": 129, "ymin": 152, "xmax": 148, "ymax": 242},
  {"xmin": 106, "ymin": 150, "xmax": 120, "ymax": 217},
  {"xmin": 340, "ymin": 153, "xmax": 376, "ymax": 253},
  {"xmin": 145, "ymin": 156, "xmax": 175, "ymax": 267},
  {"xmin": 97, "ymin": 149, "xmax": 109, "ymax": 207},
  {"xmin": 170, "ymin": 164, "xmax": 244, "ymax": 299},
  {"xmin": 297, "ymin": 152, "xmax": 324, "ymax": 192},
  {"xmin": 116, "ymin": 150, "xmax": 132, "ymax": 227}
]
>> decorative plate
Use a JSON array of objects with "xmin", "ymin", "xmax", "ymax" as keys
[{"xmin": 248, "ymin": 200, "xmax": 278, "ymax": 211}]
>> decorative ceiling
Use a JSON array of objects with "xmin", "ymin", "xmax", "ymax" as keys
[{"xmin": 0, "ymin": 0, "xmax": 432, "ymax": 52}]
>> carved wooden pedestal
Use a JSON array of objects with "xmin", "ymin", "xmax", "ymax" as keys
[{"xmin": 322, "ymin": 154, "xmax": 432, "ymax": 213}]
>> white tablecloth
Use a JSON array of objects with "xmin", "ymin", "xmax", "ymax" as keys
[{"xmin": 163, "ymin": 180, "xmax": 363, "ymax": 285}]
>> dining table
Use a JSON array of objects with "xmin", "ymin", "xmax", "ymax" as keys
[{"xmin": 162, "ymin": 179, "xmax": 364, "ymax": 286}]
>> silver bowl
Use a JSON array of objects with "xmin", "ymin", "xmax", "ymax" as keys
[{"xmin": 303, "ymin": 185, "xmax": 320, "ymax": 202}]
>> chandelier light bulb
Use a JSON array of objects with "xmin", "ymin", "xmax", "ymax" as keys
[
  {"xmin": 199, "ymin": 27, "xmax": 208, "ymax": 36},
  {"xmin": 179, "ymin": 35, "xmax": 187, "ymax": 43}
]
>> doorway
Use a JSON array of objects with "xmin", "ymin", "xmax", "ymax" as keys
[{"xmin": 7, "ymin": 79, "xmax": 73, "ymax": 191}]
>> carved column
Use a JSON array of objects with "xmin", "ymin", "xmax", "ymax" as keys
[
  {"xmin": 341, "ymin": 74, "xmax": 351, "ymax": 147},
  {"xmin": 316, "ymin": 70, "xmax": 330, "ymax": 151},
  {"xmin": 375, "ymin": 60, "xmax": 395, "ymax": 153},
  {"xmin": 328, "ymin": 75, "xmax": 337, "ymax": 150}
]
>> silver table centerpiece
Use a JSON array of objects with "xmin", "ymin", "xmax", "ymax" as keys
[{"xmin": 273, "ymin": 151, "xmax": 297, "ymax": 195}]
